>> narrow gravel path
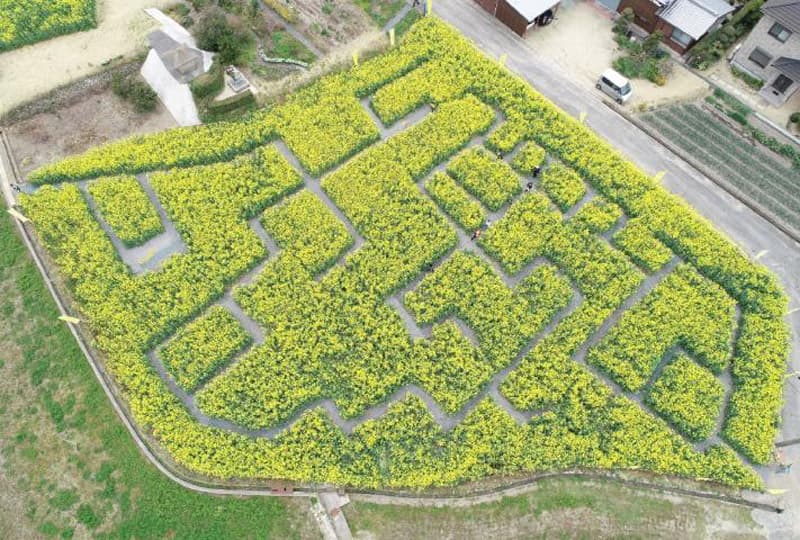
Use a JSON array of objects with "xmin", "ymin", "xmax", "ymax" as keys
[
  {"xmin": 382, "ymin": 3, "xmax": 414, "ymax": 33},
  {"xmin": 77, "ymin": 175, "xmax": 187, "ymax": 274}
]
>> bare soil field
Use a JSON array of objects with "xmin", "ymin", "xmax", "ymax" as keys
[
  {"xmin": 0, "ymin": 0, "xmax": 175, "ymax": 117},
  {"xmin": 5, "ymin": 76, "xmax": 175, "ymax": 179}
]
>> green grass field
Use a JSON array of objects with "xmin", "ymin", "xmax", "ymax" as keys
[
  {"xmin": 345, "ymin": 477, "xmax": 764, "ymax": 539},
  {"xmin": 0, "ymin": 211, "xmax": 317, "ymax": 539}
]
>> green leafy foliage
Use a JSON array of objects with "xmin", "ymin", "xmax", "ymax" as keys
[
  {"xmin": 17, "ymin": 16, "xmax": 787, "ymax": 490},
  {"xmin": 511, "ymin": 141, "xmax": 546, "ymax": 175},
  {"xmin": 261, "ymin": 189, "xmax": 353, "ymax": 274},
  {"xmin": 447, "ymin": 147, "xmax": 521, "ymax": 211},
  {"xmin": 160, "ymin": 306, "xmax": 251, "ymax": 391},
  {"xmin": 613, "ymin": 218, "xmax": 673, "ymax": 273},
  {"xmin": 425, "ymin": 171, "xmax": 486, "ymax": 231},
  {"xmin": 0, "ymin": 0, "xmax": 96, "ymax": 52},
  {"xmin": 540, "ymin": 163, "xmax": 586, "ymax": 211},
  {"xmin": 588, "ymin": 265, "xmax": 735, "ymax": 391},
  {"xmin": 88, "ymin": 176, "xmax": 163, "ymax": 247},
  {"xmin": 647, "ymin": 355, "xmax": 724, "ymax": 441}
]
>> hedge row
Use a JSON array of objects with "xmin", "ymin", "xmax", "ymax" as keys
[
  {"xmin": 18, "ymin": 16, "xmax": 786, "ymax": 488},
  {"xmin": 87, "ymin": 175, "xmax": 163, "ymax": 248}
]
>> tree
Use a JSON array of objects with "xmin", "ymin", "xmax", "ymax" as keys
[{"xmin": 195, "ymin": 7, "xmax": 252, "ymax": 64}]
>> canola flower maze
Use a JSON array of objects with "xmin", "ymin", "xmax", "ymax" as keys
[
  {"xmin": 0, "ymin": 0, "xmax": 96, "ymax": 52},
  {"xmin": 20, "ymin": 18, "xmax": 790, "ymax": 490}
]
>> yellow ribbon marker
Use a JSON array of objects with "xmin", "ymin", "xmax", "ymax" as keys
[
  {"xmin": 389, "ymin": 27, "xmax": 395, "ymax": 47},
  {"xmin": 498, "ymin": 53, "xmax": 508, "ymax": 66},
  {"xmin": 653, "ymin": 170, "xmax": 665, "ymax": 183},
  {"xmin": 578, "ymin": 111, "xmax": 587, "ymax": 124},
  {"xmin": 352, "ymin": 51, "xmax": 359, "ymax": 68},
  {"xmin": 58, "ymin": 315, "xmax": 81, "ymax": 324},
  {"xmin": 787, "ymin": 307, "xmax": 799, "ymax": 315},
  {"xmin": 139, "ymin": 248, "xmax": 156, "ymax": 265},
  {"xmin": 754, "ymin": 249, "xmax": 768, "ymax": 260},
  {"xmin": 7, "ymin": 208, "xmax": 29, "ymax": 223},
  {"xmin": 426, "ymin": 0, "xmax": 432, "ymax": 15},
  {"xmin": 766, "ymin": 488, "xmax": 788, "ymax": 495}
]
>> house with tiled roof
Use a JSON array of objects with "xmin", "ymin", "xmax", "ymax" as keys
[
  {"xmin": 616, "ymin": 0, "xmax": 734, "ymax": 53},
  {"xmin": 731, "ymin": 0, "xmax": 800, "ymax": 105}
]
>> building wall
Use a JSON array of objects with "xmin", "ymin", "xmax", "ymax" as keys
[
  {"xmin": 731, "ymin": 14, "xmax": 800, "ymax": 81},
  {"xmin": 496, "ymin": 0, "xmax": 530, "ymax": 36},
  {"xmin": 653, "ymin": 20, "xmax": 695, "ymax": 54},
  {"xmin": 474, "ymin": 0, "xmax": 499, "ymax": 15},
  {"xmin": 617, "ymin": 0, "xmax": 659, "ymax": 33}
]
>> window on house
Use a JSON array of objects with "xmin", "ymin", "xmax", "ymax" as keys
[
  {"xmin": 772, "ymin": 74, "xmax": 794, "ymax": 93},
  {"xmin": 748, "ymin": 47, "xmax": 773, "ymax": 68},
  {"xmin": 670, "ymin": 28, "xmax": 692, "ymax": 47},
  {"xmin": 768, "ymin": 22, "xmax": 792, "ymax": 42}
]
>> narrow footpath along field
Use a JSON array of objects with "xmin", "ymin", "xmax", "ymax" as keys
[
  {"xmin": 0, "ymin": 212, "xmax": 319, "ymax": 539},
  {"xmin": 345, "ymin": 477, "xmax": 764, "ymax": 539}
]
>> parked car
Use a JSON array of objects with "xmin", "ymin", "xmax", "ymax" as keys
[{"xmin": 597, "ymin": 69, "xmax": 633, "ymax": 104}]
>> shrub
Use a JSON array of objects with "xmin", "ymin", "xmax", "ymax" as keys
[
  {"xmin": 88, "ymin": 175, "xmax": 164, "ymax": 247},
  {"xmin": 194, "ymin": 7, "xmax": 253, "ymax": 64},
  {"xmin": 111, "ymin": 73, "xmax": 158, "ymax": 113},
  {"xmin": 646, "ymin": 355, "xmax": 724, "ymax": 441},
  {"xmin": 190, "ymin": 60, "xmax": 224, "ymax": 99}
]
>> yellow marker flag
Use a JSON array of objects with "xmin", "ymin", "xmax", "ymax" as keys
[
  {"xmin": 389, "ymin": 27, "xmax": 395, "ymax": 47},
  {"xmin": 653, "ymin": 170, "xmax": 665, "ymax": 183},
  {"xmin": 58, "ymin": 315, "xmax": 81, "ymax": 324},
  {"xmin": 578, "ymin": 111, "xmax": 587, "ymax": 124},
  {"xmin": 498, "ymin": 53, "xmax": 507, "ymax": 66},
  {"xmin": 787, "ymin": 307, "xmax": 799, "ymax": 315},
  {"xmin": 426, "ymin": 0, "xmax": 432, "ymax": 15},
  {"xmin": 754, "ymin": 249, "xmax": 768, "ymax": 260},
  {"xmin": 7, "ymin": 208, "xmax": 29, "ymax": 223},
  {"xmin": 139, "ymin": 248, "xmax": 156, "ymax": 265},
  {"xmin": 352, "ymin": 51, "xmax": 359, "ymax": 67},
  {"xmin": 766, "ymin": 488, "xmax": 788, "ymax": 495}
]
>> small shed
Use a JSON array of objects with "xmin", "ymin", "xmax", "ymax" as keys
[
  {"xmin": 148, "ymin": 30, "xmax": 205, "ymax": 84},
  {"xmin": 475, "ymin": 0, "xmax": 560, "ymax": 36}
]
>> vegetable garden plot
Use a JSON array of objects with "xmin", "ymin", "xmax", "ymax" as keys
[
  {"xmin": 17, "ymin": 17, "xmax": 789, "ymax": 490},
  {"xmin": 642, "ymin": 104, "xmax": 800, "ymax": 235}
]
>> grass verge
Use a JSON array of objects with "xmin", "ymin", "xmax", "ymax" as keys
[{"xmin": 0, "ymin": 208, "xmax": 317, "ymax": 539}]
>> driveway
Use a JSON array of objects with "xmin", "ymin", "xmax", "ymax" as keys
[
  {"xmin": 522, "ymin": 0, "xmax": 707, "ymax": 108},
  {"xmin": 433, "ymin": 0, "xmax": 800, "ymax": 536}
]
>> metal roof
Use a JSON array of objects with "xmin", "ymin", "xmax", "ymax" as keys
[
  {"xmin": 773, "ymin": 56, "xmax": 800, "ymax": 80},
  {"xmin": 658, "ymin": 0, "xmax": 734, "ymax": 40},
  {"xmin": 505, "ymin": 0, "xmax": 558, "ymax": 21},
  {"xmin": 147, "ymin": 30, "xmax": 205, "ymax": 83},
  {"xmin": 762, "ymin": 0, "xmax": 800, "ymax": 33}
]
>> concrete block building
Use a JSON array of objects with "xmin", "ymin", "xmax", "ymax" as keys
[{"xmin": 731, "ymin": 0, "xmax": 800, "ymax": 105}]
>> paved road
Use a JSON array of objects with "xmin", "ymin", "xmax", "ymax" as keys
[{"xmin": 432, "ymin": 0, "xmax": 800, "ymax": 536}]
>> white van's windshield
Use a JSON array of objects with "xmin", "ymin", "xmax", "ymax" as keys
[{"xmin": 621, "ymin": 82, "xmax": 632, "ymax": 95}]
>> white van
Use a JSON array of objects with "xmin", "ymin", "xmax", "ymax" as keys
[{"xmin": 596, "ymin": 69, "xmax": 633, "ymax": 104}]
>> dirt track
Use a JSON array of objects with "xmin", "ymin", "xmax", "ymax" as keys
[{"xmin": 0, "ymin": 0, "xmax": 172, "ymax": 116}]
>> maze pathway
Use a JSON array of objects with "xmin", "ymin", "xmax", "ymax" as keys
[{"xmin": 16, "ymin": 17, "xmax": 788, "ymax": 489}]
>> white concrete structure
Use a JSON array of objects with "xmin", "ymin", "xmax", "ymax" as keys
[{"xmin": 139, "ymin": 8, "xmax": 215, "ymax": 126}]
